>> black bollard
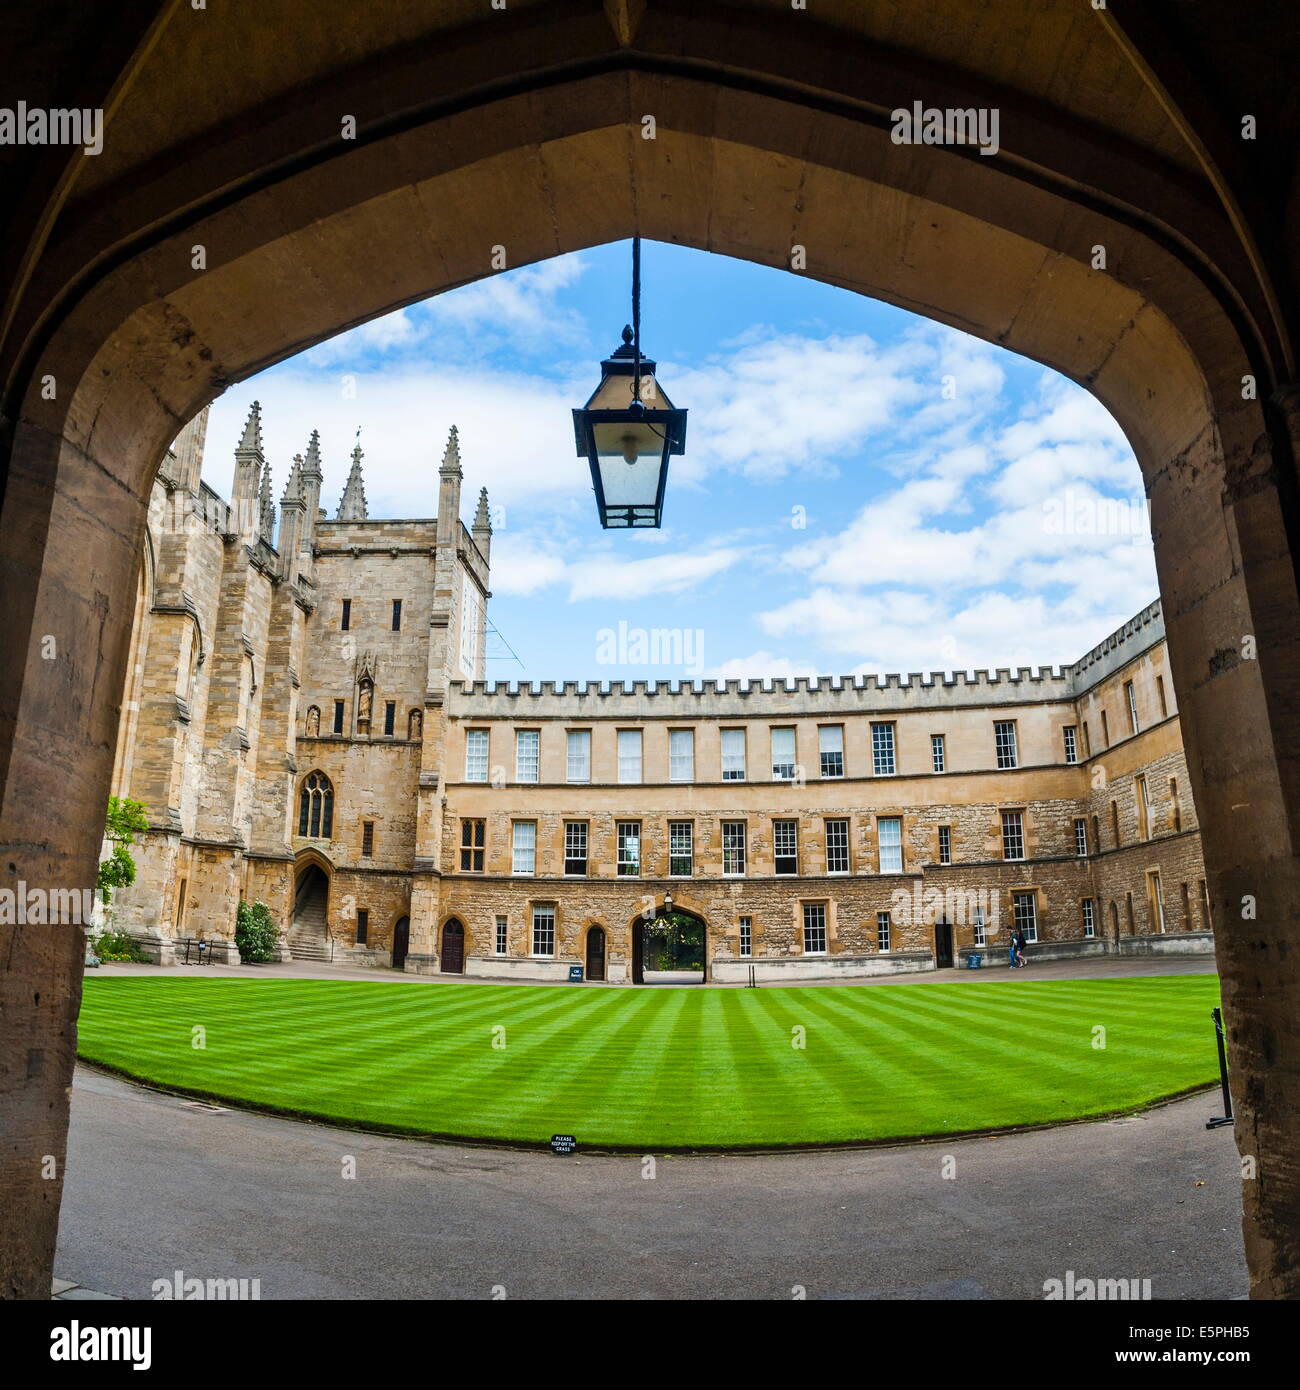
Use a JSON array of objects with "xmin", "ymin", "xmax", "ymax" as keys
[{"xmin": 1205, "ymin": 1005, "xmax": 1234, "ymax": 1130}]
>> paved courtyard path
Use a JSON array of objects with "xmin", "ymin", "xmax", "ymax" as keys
[{"xmin": 57, "ymin": 1064, "xmax": 1244, "ymax": 1300}]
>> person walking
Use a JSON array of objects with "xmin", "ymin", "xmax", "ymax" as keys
[
  {"xmin": 1013, "ymin": 926, "xmax": 1029, "ymax": 968},
  {"xmin": 1007, "ymin": 931, "xmax": 1019, "ymax": 969}
]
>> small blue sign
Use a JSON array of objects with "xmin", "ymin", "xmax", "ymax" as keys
[{"xmin": 568, "ymin": 965, "xmax": 584, "ymax": 982}]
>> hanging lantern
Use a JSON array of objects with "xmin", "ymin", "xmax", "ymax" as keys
[{"xmin": 572, "ymin": 241, "xmax": 687, "ymax": 528}]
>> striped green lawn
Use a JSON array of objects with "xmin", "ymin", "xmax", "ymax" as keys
[{"xmin": 77, "ymin": 974, "xmax": 1221, "ymax": 1149}]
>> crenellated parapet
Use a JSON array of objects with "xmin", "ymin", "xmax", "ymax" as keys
[
  {"xmin": 448, "ymin": 664, "xmax": 1075, "ymax": 718},
  {"xmin": 1068, "ymin": 600, "xmax": 1164, "ymax": 695},
  {"xmin": 448, "ymin": 602, "xmax": 1165, "ymax": 721}
]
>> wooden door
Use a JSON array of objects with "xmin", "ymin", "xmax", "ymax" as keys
[
  {"xmin": 441, "ymin": 919, "xmax": 465, "ymax": 974},
  {"xmin": 392, "ymin": 916, "xmax": 409, "ymax": 970},
  {"xmin": 586, "ymin": 926, "xmax": 605, "ymax": 981}
]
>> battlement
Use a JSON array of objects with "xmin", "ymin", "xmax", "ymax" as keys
[
  {"xmin": 447, "ymin": 599, "xmax": 1167, "ymax": 720},
  {"xmin": 448, "ymin": 664, "xmax": 1075, "ymax": 718},
  {"xmin": 1068, "ymin": 599, "xmax": 1164, "ymax": 694}
]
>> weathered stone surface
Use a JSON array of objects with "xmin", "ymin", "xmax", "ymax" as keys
[{"xmin": 4, "ymin": 0, "xmax": 1300, "ymax": 1302}]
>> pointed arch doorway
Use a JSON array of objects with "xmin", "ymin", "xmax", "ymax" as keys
[
  {"xmin": 585, "ymin": 925, "xmax": 606, "ymax": 982},
  {"xmin": 288, "ymin": 858, "xmax": 331, "ymax": 962},
  {"xmin": 441, "ymin": 918, "xmax": 465, "ymax": 974},
  {"xmin": 391, "ymin": 916, "xmax": 410, "ymax": 971}
]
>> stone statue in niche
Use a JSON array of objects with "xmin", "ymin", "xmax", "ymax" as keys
[{"xmin": 305, "ymin": 705, "xmax": 320, "ymax": 737}]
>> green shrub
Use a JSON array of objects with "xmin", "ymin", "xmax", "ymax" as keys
[
  {"xmin": 97, "ymin": 796, "xmax": 149, "ymax": 904},
  {"xmin": 91, "ymin": 929, "xmax": 150, "ymax": 963},
  {"xmin": 235, "ymin": 900, "xmax": 280, "ymax": 964}
]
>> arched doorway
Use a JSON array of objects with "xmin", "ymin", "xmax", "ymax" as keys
[
  {"xmin": 289, "ymin": 863, "xmax": 330, "ymax": 962},
  {"xmin": 391, "ymin": 916, "xmax": 410, "ymax": 971},
  {"xmin": 441, "ymin": 918, "xmax": 465, "ymax": 975},
  {"xmin": 585, "ymin": 925, "xmax": 606, "ymax": 982},
  {"xmin": 934, "ymin": 920, "xmax": 954, "ymax": 970},
  {"xmin": 631, "ymin": 906, "xmax": 706, "ymax": 985}
]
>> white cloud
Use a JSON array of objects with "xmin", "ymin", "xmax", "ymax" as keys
[
  {"xmin": 746, "ymin": 366, "xmax": 1158, "ymax": 675},
  {"xmin": 491, "ymin": 533, "xmax": 743, "ymax": 602},
  {"xmin": 420, "ymin": 255, "xmax": 591, "ymax": 347},
  {"xmin": 348, "ymin": 310, "xmax": 419, "ymax": 354},
  {"xmin": 759, "ymin": 586, "xmax": 1143, "ymax": 674},
  {"xmin": 566, "ymin": 548, "xmax": 742, "ymax": 601},
  {"xmin": 992, "ymin": 442, "xmax": 1133, "ymax": 509},
  {"xmin": 774, "ymin": 363, "xmax": 1152, "ymax": 596},
  {"xmin": 200, "ymin": 366, "xmax": 590, "ymax": 521},
  {"xmin": 667, "ymin": 332, "xmax": 926, "ymax": 483},
  {"xmin": 291, "ymin": 255, "xmax": 593, "ymax": 371},
  {"xmin": 490, "ymin": 541, "xmax": 569, "ymax": 596},
  {"xmin": 704, "ymin": 650, "xmax": 821, "ymax": 683},
  {"xmin": 641, "ymin": 322, "xmax": 1012, "ymax": 493},
  {"xmin": 997, "ymin": 378, "xmax": 1130, "ymax": 456}
]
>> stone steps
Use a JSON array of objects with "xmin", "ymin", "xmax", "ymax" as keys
[
  {"xmin": 287, "ymin": 939, "xmax": 334, "ymax": 962},
  {"xmin": 288, "ymin": 895, "xmax": 332, "ymax": 961}
]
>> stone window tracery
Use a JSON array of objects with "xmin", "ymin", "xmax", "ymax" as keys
[{"xmin": 298, "ymin": 770, "xmax": 334, "ymax": 838}]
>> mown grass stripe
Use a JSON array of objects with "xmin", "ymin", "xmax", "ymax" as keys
[{"xmin": 77, "ymin": 974, "xmax": 1221, "ymax": 1148}]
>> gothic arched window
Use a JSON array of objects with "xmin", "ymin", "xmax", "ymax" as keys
[{"xmin": 298, "ymin": 770, "xmax": 334, "ymax": 838}]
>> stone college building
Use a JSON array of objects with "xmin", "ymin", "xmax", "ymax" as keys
[{"xmin": 107, "ymin": 405, "xmax": 1212, "ymax": 982}]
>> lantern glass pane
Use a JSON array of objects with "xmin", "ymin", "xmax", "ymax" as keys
[{"xmin": 593, "ymin": 426, "xmax": 666, "ymax": 509}]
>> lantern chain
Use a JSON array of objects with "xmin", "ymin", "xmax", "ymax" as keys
[{"xmin": 632, "ymin": 235, "xmax": 642, "ymax": 405}]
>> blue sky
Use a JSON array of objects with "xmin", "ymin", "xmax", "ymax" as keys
[{"xmin": 201, "ymin": 240, "xmax": 1158, "ymax": 682}]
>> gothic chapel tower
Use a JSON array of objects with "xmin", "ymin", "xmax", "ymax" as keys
[
  {"xmin": 405, "ymin": 426, "xmax": 491, "ymax": 972},
  {"xmin": 106, "ymin": 403, "xmax": 493, "ymax": 968}
]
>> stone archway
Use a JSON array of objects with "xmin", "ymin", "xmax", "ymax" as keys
[
  {"xmin": 630, "ymin": 903, "xmax": 708, "ymax": 985},
  {"xmin": 287, "ymin": 854, "xmax": 332, "ymax": 963},
  {"xmin": 292, "ymin": 864, "xmax": 328, "ymax": 930},
  {"xmin": 4, "ymin": 5, "xmax": 1300, "ymax": 1297},
  {"xmin": 391, "ymin": 915, "xmax": 410, "ymax": 972}
]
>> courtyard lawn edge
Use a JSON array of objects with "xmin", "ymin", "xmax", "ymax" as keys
[
  {"xmin": 73, "ymin": 1053, "xmax": 1222, "ymax": 1155},
  {"xmin": 76, "ymin": 973, "xmax": 1223, "ymax": 1152}
]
